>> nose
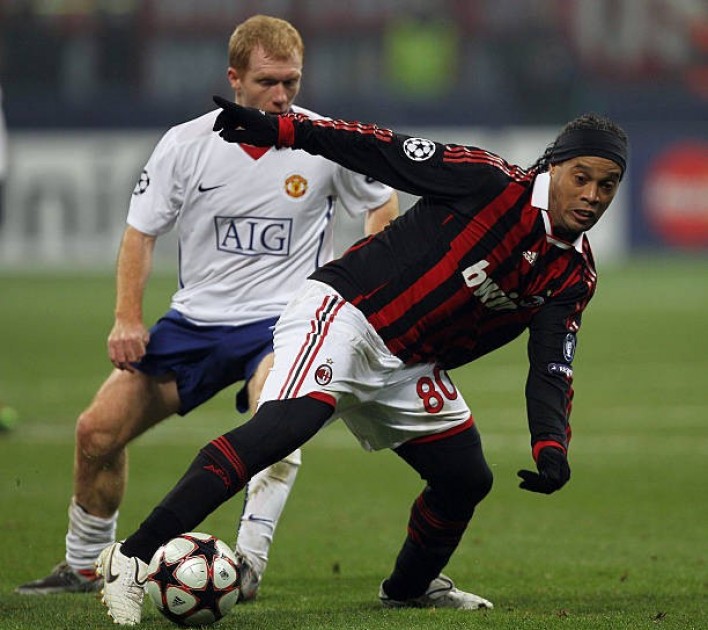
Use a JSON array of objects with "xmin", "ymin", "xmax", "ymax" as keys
[
  {"xmin": 271, "ymin": 83, "xmax": 289, "ymax": 106},
  {"xmin": 582, "ymin": 182, "xmax": 600, "ymax": 205}
]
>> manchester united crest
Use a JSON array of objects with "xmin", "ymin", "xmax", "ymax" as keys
[{"xmin": 285, "ymin": 174, "xmax": 308, "ymax": 198}]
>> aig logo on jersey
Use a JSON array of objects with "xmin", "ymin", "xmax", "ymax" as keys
[
  {"xmin": 215, "ymin": 216, "xmax": 292, "ymax": 257},
  {"xmin": 284, "ymin": 174, "xmax": 308, "ymax": 198}
]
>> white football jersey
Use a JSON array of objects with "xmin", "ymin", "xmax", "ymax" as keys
[{"xmin": 127, "ymin": 106, "xmax": 392, "ymax": 326}]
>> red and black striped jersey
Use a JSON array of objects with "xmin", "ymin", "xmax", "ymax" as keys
[{"xmin": 291, "ymin": 117, "xmax": 597, "ymax": 449}]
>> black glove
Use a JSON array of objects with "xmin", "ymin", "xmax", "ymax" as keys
[
  {"xmin": 212, "ymin": 95, "xmax": 281, "ymax": 146},
  {"xmin": 517, "ymin": 446, "xmax": 570, "ymax": 495}
]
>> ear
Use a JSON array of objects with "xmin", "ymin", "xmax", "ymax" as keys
[{"xmin": 227, "ymin": 67, "xmax": 240, "ymax": 91}]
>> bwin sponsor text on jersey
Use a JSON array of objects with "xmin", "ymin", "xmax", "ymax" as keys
[{"xmin": 461, "ymin": 259, "xmax": 545, "ymax": 311}]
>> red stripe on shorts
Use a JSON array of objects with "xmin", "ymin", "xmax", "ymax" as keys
[
  {"xmin": 406, "ymin": 415, "xmax": 475, "ymax": 445},
  {"xmin": 279, "ymin": 294, "xmax": 344, "ymax": 399},
  {"xmin": 307, "ymin": 391, "xmax": 337, "ymax": 408},
  {"xmin": 291, "ymin": 298, "xmax": 345, "ymax": 397}
]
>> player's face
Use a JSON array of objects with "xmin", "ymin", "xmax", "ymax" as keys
[
  {"xmin": 228, "ymin": 45, "xmax": 302, "ymax": 115},
  {"xmin": 548, "ymin": 156, "xmax": 622, "ymax": 242}
]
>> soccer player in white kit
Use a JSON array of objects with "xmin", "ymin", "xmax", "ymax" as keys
[{"xmin": 16, "ymin": 15, "xmax": 398, "ymax": 598}]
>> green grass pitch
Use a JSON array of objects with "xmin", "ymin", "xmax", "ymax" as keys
[{"xmin": 0, "ymin": 257, "xmax": 706, "ymax": 629}]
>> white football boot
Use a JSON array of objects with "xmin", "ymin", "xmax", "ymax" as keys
[
  {"xmin": 379, "ymin": 573, "xmax": 493, "ymax": 610},
  {"xmin": 95, "ymin": 543, "xmax": 148, "ymax": 626}
]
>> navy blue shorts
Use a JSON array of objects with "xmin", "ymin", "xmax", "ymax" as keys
[{"xmin": 135, "ymin": 310, "xmax": 278, "ymax": 416}]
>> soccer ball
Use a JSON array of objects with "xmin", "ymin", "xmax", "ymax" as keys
[{"xmin": 146, "ymin": 532, "xmax": 240, "ymax": 627}]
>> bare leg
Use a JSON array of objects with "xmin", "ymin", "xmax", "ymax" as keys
[{"xmin": 67, "ymin": 369, "xmax": 180, "ymax": 570}]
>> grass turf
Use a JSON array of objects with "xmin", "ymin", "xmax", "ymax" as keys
[{"xmin": 0, "ymin": 257, "xmax": 706, "ymax": 629}]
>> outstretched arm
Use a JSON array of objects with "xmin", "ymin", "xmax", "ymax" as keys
[{"xmin": 212, "ymin": 97, "xmax": 508, "ymax": 200}]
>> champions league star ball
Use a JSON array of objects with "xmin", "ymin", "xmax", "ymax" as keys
[
  {"xmin": 403, "ymin": 137, "xmax": 436, "ymax": 161},
  {"xmin": 146, "ymin": 532, "xmax": 240, "ymax": 627}
]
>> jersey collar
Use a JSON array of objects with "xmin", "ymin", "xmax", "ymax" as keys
[{"xmin": 532, "ymin": 171, "xmax": 584, "ymax": 253}]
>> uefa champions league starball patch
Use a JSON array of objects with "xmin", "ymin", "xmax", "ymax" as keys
[
  {"xmin": 133, "ymin": 169, "xmax": 150, "ymax": 195},
  {"xmin": 403, "ymin": 137, "xmax": 436, "ymax": 161}
]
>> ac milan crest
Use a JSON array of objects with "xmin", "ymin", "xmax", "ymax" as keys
[{"xmin": 314, "ymin": 363, "xmax": 333, "ymax": 386}]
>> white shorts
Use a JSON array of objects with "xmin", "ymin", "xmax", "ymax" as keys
[{"xmin": 259, "ymin": 280, "xmax": 472, "ymax": 451}]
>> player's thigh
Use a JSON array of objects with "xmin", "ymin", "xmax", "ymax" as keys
[
  {"xmin": 80, "ymin": 368, "xmax": 180, "ymax": 445},
  {"xmin": 341, "ymin": 364, "xmax": 472, "ymax": 451},
  {"xmin": 247, "ymin": 352, "xmax": 274, "ymax": 416}
]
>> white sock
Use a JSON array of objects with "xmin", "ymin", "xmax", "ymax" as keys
[
  {"xmin": 65, "ymin": 497, "xmax": 118, "ymax": 573},
  {"xmin": 236, "ymin": 449, "xmax": 301, "ymax": 577}
]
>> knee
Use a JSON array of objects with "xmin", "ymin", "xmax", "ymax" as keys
[
  {"xmin": 75, "ymin": 409, "xmax": 123, "ymax": 461},
  {"xmin": 432, "ymin": 462, "xmax": 494, "ymax": 521},
  {"xmin": 457, "ymin": 456, "xmax": 494, "ymax": 506},
  {"xmin": 467, "ymin": 461, "xmax": 494, "ymax": 503}
]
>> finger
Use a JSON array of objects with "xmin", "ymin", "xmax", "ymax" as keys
[
  {"xmin": 108, "ymin": 344, "xmax": 125, "ymax": 367},
  {"xmin": 519, "ymin": 480, "xmax": 543, "ymax": 493},
  {"xmin": 517, "ymin": 470, "xmax": 553, "ymax": 494},
  {"xmin": 520, "ymin": 479, "xmax": 553, "ymax": 494},
  {"xmin": 219, "ymin": 129, "xmax": 252, "ymax": 144},
  {"xmin": 213, "ymin": 112, "xmax": 226, "ymax": 132},
  {"xmin": 126, "ymin": 342, "xmax": 147, "ymax": 365},
  {"xmin": 213, "ymin": 95, "xmax": 232, "ymax": 110},
  {"xmin": 121, "ymin": 362, "xmax": 137, "ymax": 373},
  {"xmin": 517, "ymin": 469, "xmax": 537, "ymax": 483}
]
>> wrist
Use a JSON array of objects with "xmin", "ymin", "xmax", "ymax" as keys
[
  {"xmin": 277, "ymin": 115, "xmax": 296, "ymax": 147},
  {"xmin": 532, "ymin": 440, "xmax": 566, "ymax": 462},
  {"xmin": 114, "ymin": 311, "xmax": 143, "ymax": 326}
]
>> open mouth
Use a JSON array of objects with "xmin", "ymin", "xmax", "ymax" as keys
[{"xmin": 571, "ymin": 209, "xmax": 595, "ymax": 225}]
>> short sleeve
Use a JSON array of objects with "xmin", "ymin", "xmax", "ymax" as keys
[
  {"xmin": 126, "ymin": 127, "xmax": 185, "ymax": 236},
  {"xmin": 331, "ymin": 165, "xmax": 393, "ymax": 218}
]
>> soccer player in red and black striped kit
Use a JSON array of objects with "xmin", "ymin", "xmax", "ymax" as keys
[{"xmin": 97, "ymin": 100, "xmax": 628, "ymax": 623}]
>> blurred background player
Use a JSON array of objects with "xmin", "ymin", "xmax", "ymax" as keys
[
  {"xmin": 0, "ymin": 82, "xmax": 6, "ymax": 225},
  {"xmin": 16, "ymin": 15, "xmax": 398, "ymax": 597},
  {"xmin": 0, "ymin": 81, "xmax": 19, "ymax": 434}
]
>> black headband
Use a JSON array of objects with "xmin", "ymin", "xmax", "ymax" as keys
[{"xmin": 550, "ymin": 128, "xmax": 627, "ymax": 176}]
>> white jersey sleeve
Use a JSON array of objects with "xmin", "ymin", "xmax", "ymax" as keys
[
  {"xmin": 127, "ymin": 127, "xmax": 184, "ymax": 236},
  {"xmin": 331, "ymin": 167, "xmax": 392, "ymax": 218},
  {"xmin": 123, "ymin": 107, "xmax": 392, "ymax": 327}
]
